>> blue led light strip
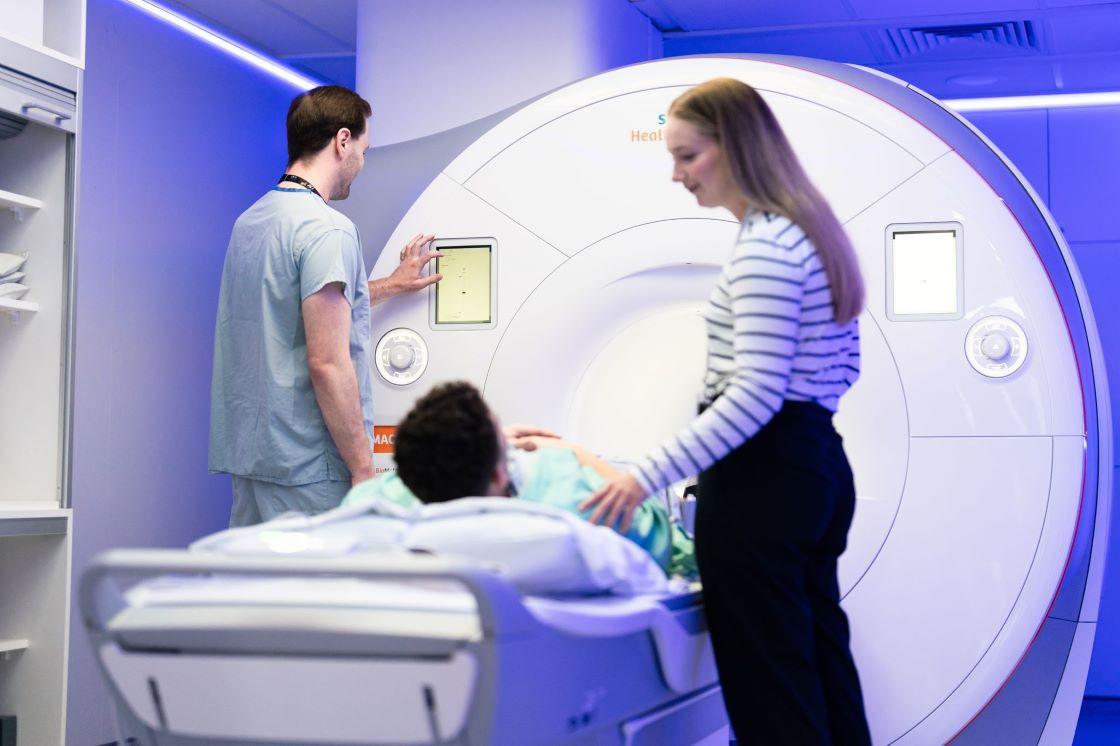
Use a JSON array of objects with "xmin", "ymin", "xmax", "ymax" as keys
[{"xmin": 118, "ymin": 0, "xmax": 325, "ymax": 90}]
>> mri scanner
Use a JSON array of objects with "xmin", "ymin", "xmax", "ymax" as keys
[
  {"xmin": 82, "ymin": 55, "xmax": 1110, "ymax": 744},
  {"xmin": 355, "ymin": 55, "xmax": 1112, "ymax": 743}
]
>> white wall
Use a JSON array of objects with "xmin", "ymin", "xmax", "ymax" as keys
[
  {"xmin": 67, "ymin": 0, "xmax": 297, "ymax": 741},
  {"xmin": 356, "ymin": 0, "xmax": 661, "ymax": 145}
]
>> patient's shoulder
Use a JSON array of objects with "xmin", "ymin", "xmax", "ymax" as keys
[
  {"xmin": 515, "ymin": 446, "xmax": 594, "ymax": 505},
  {"xmin": 341, "ymin": 472, "xmax": 420, "ymax": 509}
]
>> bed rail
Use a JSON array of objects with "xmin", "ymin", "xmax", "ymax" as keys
[{"xmin": 80, "ymin": 548, "xmax": 538, "ymax": 641}]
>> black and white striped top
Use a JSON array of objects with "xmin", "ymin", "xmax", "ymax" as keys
[{"xmin": 630, "ymin": 210, "xmax": 860, "ymax": 496}]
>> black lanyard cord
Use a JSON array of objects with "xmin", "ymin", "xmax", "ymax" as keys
[{"xmin": 279, "ymin": 173, "xmax": 324, "ymax": 200}]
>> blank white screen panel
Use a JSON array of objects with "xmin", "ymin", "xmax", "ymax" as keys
[
  {"xmin": 435, "ymin": 246, "xmax": 492, "ymax": 324},
  {"xmin": 890, "ymin": 229, "xmax": 961, "ymax": 318}
]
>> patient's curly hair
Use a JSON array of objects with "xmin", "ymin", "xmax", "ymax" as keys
[{"xmin": 394, "ymin": 381, "xmax": 501, "ymax": 503}]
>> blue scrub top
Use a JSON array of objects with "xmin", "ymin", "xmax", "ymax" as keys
[{"xmin": 209, "ymin": 188, "xmax": 373, "ymax": 485}]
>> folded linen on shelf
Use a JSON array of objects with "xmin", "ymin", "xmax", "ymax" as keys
[
  {"xmin": 0, "ymin": 282, "xmax": 28, "ymax": 300},
  {"xmin": 0, "ymin": 253, "xmax": 28, "ymax": 278}
]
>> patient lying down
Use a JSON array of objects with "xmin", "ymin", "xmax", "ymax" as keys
[{"xmin": 344, "ymin": 381, "xmax": 696, "ymax": 578}]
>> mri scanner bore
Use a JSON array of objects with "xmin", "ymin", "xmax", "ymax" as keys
[{"xmin": 82, "ymin": 55, "xmax": 1110, "ymax": 746}]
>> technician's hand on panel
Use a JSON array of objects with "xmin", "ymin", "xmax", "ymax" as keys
[{"xmin": 368, "ymin": 232, "xmax": 443, "ymax": 305}]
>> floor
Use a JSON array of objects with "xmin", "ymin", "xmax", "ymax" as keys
[
  {"xmin": 98, "ymin": 697, "xmax": 1120, "ymax": 745},
  {"xmin": 1074, "ymin": 697, "xmax": 1120, "ymax": 745}
]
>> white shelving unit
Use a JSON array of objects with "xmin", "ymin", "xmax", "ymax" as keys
[
  {"xmin": 0, "ymin": 296, "xmax": 40, "ymax": 317},
  {"xmin": 0, "ymin": 0, "xmax": 85, "ymax": 70},
  {"xmin": 0, "ymin": 2, "xmax": 83, "ymax": 740},
  {"xmin": 0, "ymin": 187, "xmax": 43, "ymax": 218},
  {"xmin": 0, "ymin": 639, "xmax": 30, "ymax": 657}
]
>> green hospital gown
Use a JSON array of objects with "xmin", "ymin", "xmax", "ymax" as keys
[{"xmin": 342, "ymin": 447, "xmax": 697, "ymax": 578}]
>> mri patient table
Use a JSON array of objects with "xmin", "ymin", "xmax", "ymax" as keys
[{"xmin": 81, "ymin": 549, "xmax": 728, "ymax": 746}]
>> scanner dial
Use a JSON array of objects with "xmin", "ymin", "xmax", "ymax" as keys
[
  {"xmin": 965, "ymin": 315, "xmax": 1027, "ymax": 378},
  {"xmin": 375, "ymin": 328, "xmax": 428, "ymax": 385}
]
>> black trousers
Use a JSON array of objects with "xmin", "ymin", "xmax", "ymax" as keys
[{"xmin": 696, "ymin": 401, "xmax": 871, "ymax": 745}]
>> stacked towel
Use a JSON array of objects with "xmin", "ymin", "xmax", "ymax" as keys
[{"xmin": 0, "ymin": 253, "xmax": 29, "ymax": 299}]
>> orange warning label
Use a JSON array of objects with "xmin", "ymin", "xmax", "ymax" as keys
[{"xmin": 372, "ymin": 426, "xmax": 397, "ymax": 454}]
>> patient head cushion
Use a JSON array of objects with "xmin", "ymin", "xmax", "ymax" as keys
[{"xmin": 192, "ymin": 497, "xmax": 668, "ymax": 596}]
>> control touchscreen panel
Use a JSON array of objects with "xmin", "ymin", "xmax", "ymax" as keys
[
  {"xmin": 434, "ymin": 245, "xmax": 493, "ymax": 324},
  {"xmin": 888, "ymin": 226, "xmax": 963, "ymax": 319}
]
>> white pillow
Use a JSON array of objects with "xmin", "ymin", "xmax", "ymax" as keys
[
  {"xmin": 405, "ymin": 498, "xmax": 668, "ymax": 596},
  {"xmin": 0, "ymin": 253, "xmax": 27, "ymax": 278},
  {"xmin": 0, "ymin": 271, "xmax": 24, "ymax": 285},
  {"xmin": 0, "ymin": 283, "xmax": 28, "ymax": 300},
  {"xmin": 190, "ymin": 497, "xmax": 668, "ymax": 596},
  {"xmin": 191, "ymin": 500, "xmax": 409, "ymax": 557},
  {"xmin": 407, "ymin": 510, "xmax": 583, "ymax": 594}
]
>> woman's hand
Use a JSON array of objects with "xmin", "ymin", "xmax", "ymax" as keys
[
  {"xmin": 503, "ymin": 424, "xmax": 560, "ymax": 451},
  {"xmin": 580, "ymin": 474, "xmax": 646, "ymax": 532}
]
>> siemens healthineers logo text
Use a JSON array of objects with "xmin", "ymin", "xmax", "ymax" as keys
[{"xmin": 630, "ymin": 114, "xmax": 666, "ymax": 143}]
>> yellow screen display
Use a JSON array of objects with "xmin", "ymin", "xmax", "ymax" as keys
[{"xmin": 435, "ymin": 246, "xmax": 492, "ymax": 324}]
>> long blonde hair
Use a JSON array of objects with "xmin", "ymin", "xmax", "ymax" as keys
[{"xmin": 670, "ymin": 78, "xmax": 865, "ymax": 324}]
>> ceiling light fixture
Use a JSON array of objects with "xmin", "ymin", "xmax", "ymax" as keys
[
  {"xmin": 946, "ymin": 90, "xmax": 1120, "ymax": 112},
  {"xmin": 946, "ymin": 74, "xmax": 1000, "ymax": 88},
  {"xmin": 118, "ymin": 0, "xmax": 323, "ymax": 91}
]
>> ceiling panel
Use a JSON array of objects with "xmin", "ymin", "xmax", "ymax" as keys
[
  {"xmin": 1041, "ymin": 0, "xmax": 1117, "ymax": 6},
  {"xmin": 846, "ymin": 0, "xmax": 1043, "ymax": 19},
  {"xmin": 267, "ymin": 0, "xmax": 356, "ymax": 46},
  {"xmin": 164, "ymin": 0, "xmax": 353, "ymax": 56},
  {"xmin": 654, "ymin": 1, "xmax": 1120, "ymax": 98},
  {"xmin": 652, "ymin": 0, "xmax": 853, "ymax": 31},
  {"xmin": 152, "ymin": 0, "xmax": 1120, "ymax": 98},
  {"xmin": 881, "ymin": 56, "xmax": 1061, "ymax": 97},
  {"xmin": 663, "ymin": 27, "xmax": 879, "ymax": 63},
  {"xmin": 1045, "ymin": 7, "xmax": 1120, "ymax": 53},
  {"xmin": 1052, "ymin": 54, "xmax": 1120, "ymax": 91}
]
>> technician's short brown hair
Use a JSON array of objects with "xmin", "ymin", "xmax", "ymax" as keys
[{"xmin": 285, "ymin": 85, "xmax": 371, "ymax": 166}]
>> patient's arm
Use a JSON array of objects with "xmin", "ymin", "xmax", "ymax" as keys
[
  {"xmin": 509, "ymin": 438, "xmax": 685, "ymax": 574},
  {"xmin": 503, "ymin": 424, "xmax": 560, "ymax": 451},
  {"xmin": 515, "ymin": 436, "xmax": 620, "ymax": 481}
]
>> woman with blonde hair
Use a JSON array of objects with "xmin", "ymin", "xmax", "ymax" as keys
[{"xmin": 582, "ymin": 78, "xmax": 871, "ymax": 743}]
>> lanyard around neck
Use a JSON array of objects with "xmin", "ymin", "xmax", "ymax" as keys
[{"xmin": 279, "ymin": 173, "xmax": 324, "ymax": 200}]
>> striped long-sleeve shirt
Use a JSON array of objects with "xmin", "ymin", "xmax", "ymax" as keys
[{"xmin": 629, "ymin": 210, "xmax": 860, "ymax": 496}]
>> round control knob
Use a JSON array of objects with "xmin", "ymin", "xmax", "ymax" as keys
[
  {"xmin": 965, "ymin": 315, "xmax": 1027, "ymax": 379},
  {"xmin": 980, "ymin": 332, "xmax": 1010, "ymax": 361},
  {"xmin": 389, "ymin": 344, "xmax": 415, "ymax": 371},
  {"xmin": 374, "ymin": 328, "xmax": 428, "ymax": 386}
]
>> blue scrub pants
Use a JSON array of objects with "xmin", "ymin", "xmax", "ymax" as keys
[{"xmin": 229, "ymin": 476, "xmax": 349, "ymax": 527}]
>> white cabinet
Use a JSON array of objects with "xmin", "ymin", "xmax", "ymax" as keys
[
  {"xmin": 0, "ymin": 12, "xmax": 80, "ymax": 742},
  {"xmin": 0, "ymin": 0, "xmax": 86, "ymax": 67},
  {"xmin": 0, "ymin": 509, "xmax": 71, "ymax": 746}
]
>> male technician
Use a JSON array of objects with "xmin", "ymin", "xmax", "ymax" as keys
[{"xmin": 209, "ymin": 85, "xmax": 439, "ymax": 526}]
